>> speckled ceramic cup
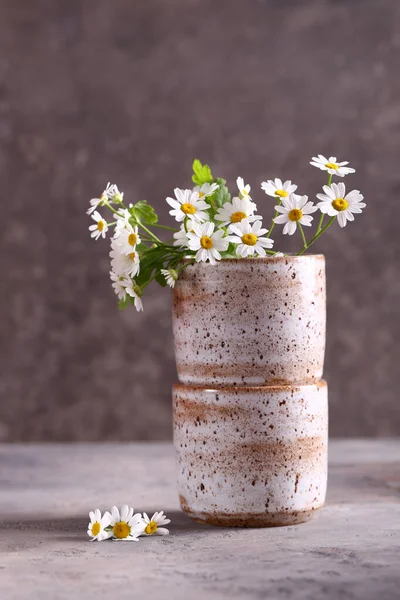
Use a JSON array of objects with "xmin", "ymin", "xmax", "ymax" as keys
[
  {"xmin": 173, "ymin": 381, "xmax": 328, "ymax": 527},
  {"xmin": 173, "ymin": 256, "xmax": 326, "ymax": 386}
]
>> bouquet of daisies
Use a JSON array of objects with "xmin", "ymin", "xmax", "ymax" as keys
[{"xmin": 88, "ymin": 156, "xmax": 365, "ymax": 311}]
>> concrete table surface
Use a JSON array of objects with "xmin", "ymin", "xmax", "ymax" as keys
[{"xmin": 0, "ymin": 440, "xmax": 399, "ymax": 600}]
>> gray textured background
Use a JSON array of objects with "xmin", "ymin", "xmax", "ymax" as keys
[{"xmin": 0, "ymin": 0, "xmax": 399, "ymax": 441}]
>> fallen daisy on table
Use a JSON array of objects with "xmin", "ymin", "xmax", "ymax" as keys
[
  {"xmin": 87, "ymin": 155, "xmax": 366, "ymax": 311},
  {"xmin": 141, "ymin": 511, "xmax": 171, "ymax": 536},
  {"xmin": 107, "ymin": 505, "xmax": 143, "ymax": 541},
  {"xmin": 87, "ymin": 506, "xmax": 172, "ymax": 541},
  {"xmin": 87, "ymin": 509, "xmax": 112, "ymax": 542}
]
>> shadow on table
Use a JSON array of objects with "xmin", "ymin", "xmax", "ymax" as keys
[{"xmin": 0, "ymin": 510, "xmax": 212, "ymax": 542}]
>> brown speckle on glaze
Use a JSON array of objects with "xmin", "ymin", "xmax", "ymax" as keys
[
  {"xmin": 173, "ymin": 382, "xmax": 328, "ymax": 527},
  {"xmin": 173, "ymin": 256, "xmax": 326, "ymax": 386}
]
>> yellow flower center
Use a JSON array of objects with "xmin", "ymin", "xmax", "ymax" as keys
[
  {"xmin": 113, "ymin": 522, "xmax": 131, "ymax": 539},
  {"xmin": 198, "ymin": 192, "xmax": 205, "ymax": 198},
  {"xmin": 128, "ymin": 233, "xmax": 137, "ymax": 246},
  {"xmin": 200, "ymin": 235, "xmax": 213, "ymax": 249},
  {"xmin": 241, "ymin": 233, "xmax": 257, "ymax": 246},
  {"xmin": 181, "ymin": 203, "xmax": 196, "ymax": 215},
  {"xmin": 100, "ymin": 193, "xmax": 106, "ymax": 201},
  {"xmin": 332, "ymin": 198, "xmax": 349, "ymax": 212},
  {"xmin": 230, "ymin": 211, "xmax": 247, "ymax": 223},
  {"xmin": 91, "ymin": 522, "xmax": 101, "ymax": 536},
  {"xmin": 241, "ymin": 189, "xmax": 249, "ymax": 197},
  {"xmin": 275, "ymin": 189, "xmax": 288, "ymax": 198},
  {"xmin": 325, "ymin": 162, "xmax": 339, "ymax": 170},
  {"xmin": 97, "ymin": 221, "xmax": 105, "ymax": 232},
  {"xmin": 288, "ymin": 208, "xmax": 303, "ymax": 222},
  {"xmin": 145, "ymin": 521, "xmax": 158, "ymax": 535},
  {"xmin": 129, "ymin": 252, "xmax": 136, "ymax": 261}
]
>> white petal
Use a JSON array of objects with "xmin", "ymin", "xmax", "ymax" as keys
[
  {"xmin": 111, "ymin": 506, "xmax": 120, "ymax": 523},
  {"xmin": 302, "ymin": 202, "xmax": 318, "ymax": 214},
  {"xmin": 323, "ymin": 185, "xmax": 336, "ymax": 200},
  {"xmin": 274, "ymin": 214, "xmax": 288, "ymax": 224}
]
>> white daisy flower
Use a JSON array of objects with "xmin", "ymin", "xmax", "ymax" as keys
[
  {"xmin": 310, "ymin": 155, "xmax": 355, "ymax": 177},
  {"xmin": 87, "ymin": 182, "xmax": 120, "ymax": 215},
  {"xmin": 187, "ymin": 222, "xmax": 229, "ymax": 265},
  {"xmin": 173, "ymin": 226, "xmax": 190, "ymax": 248},
  {"xmin": 125, "ymin": 280, "xmax": 144, "ymax": 312},
  {"xmin": 166, "ymin": 188, "xmax": 210, "ymax": 223},
  {"xmin": 115, "ymin": 208, "xmax": 131, "ymax": 228},
  {"xmin": 89, "ymin": 211, "xmax": 109, "ymax": 240},
  {"xmin": 107, "ymin": 505, "xmax": 143, "ymax": 541},
  {"xmin": 87, "ymin": 509, "xmax": 112, "ymax": 542},
  {"xmin": 316, "ymin": 182, "xmax": 366, "ymax": 228},
  {"xmin": 261, "ymin": 178, "xmax": 298, "ymax": 199},
  {"xmin": 228, "ymin": 219, "xmax": 274, "ymax": 257},
  {"xmin": 110, "ymin": 238, "xmax": 140, "ymax": 277},
  {"xmin": 140, "ymin": 511, "xmax": 171, "ymax": 536},
  {"xmin": 215, "ymin": 196, "xmax": 259, "ymax": 227},
  {"xmin": 114, "ymin": 222, "xmax": 141, "ymax": 255},
  {"xmin": 110, "ymin": 271, "xmax": 129, "ymax": 300},
  {"xmin": 273, "ymin": 194, "xmax": 318, "ymax": 235},
  {"xmin": 161, "ymin": 269, "xmax": 178, "ymax": 288},
  {"xmin": 193, "ymin": 182, "xmax": 219, "ymax": 198},
  {"xmin": 236, "ymin": 176, "xmax": 252, "ymax": 200}
]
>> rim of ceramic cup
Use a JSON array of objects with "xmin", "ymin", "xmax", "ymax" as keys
[{"xmin": 181, "ymin": 254, "xmax": 325, "ymax": 264}]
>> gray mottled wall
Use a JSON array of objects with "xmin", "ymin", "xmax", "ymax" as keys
[{"xmin": 0, "ymin": 0, "xmax": 399, "ymax": 441}]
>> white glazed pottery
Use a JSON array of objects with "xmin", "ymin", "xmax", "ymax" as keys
[
  {"xmin": 173, "ymin": 381, "xmax": 328, "ymax": 526},
  {"xmin": 172, "ymin": 255, "xmax": 328, "ymax": 527},
  {"xmin": 173, "ymin": 255, "xmax": 326, "ymax": 386}
]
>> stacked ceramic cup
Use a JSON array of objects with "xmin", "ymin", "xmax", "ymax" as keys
[{"xmin": 172, "ymin": 255, "xmax": 328, "ymax": 527}]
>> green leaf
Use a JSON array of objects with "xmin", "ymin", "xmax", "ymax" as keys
[
  {"xmin": 213, "ymin": 179, "xmax": 231, "ymax": 208},
  {"xmin": 135, "ymin": 242, "xmax": 149, "ymax": 255},
  {"xmin": 155, "ymin": 271, "xmax": 168, "ymax": 287},
  {"xmin": 130, "ymin": 200, "xmax": 158, "ymax": 225},
  {"xmin": 192, "ymin": 159, "xmax": 213, "ymax": 186},
  {"xmin": 135, "ymin": 246, "xmax": 166, "ymax": 287}
]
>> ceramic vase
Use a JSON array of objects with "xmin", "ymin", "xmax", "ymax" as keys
[{"xmin": 172, "ymin": 255, "xmax": 328, "ymax": 527}]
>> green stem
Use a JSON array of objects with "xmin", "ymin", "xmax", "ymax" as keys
[
  {"xmin": 104, "ymin": 201, "xmax": 121, "ymax": 216},
  {"xmin": 297, "ymin": 217, "xmax": 336, "ymax": 255},
  {"xmin": 266, "ymin": 197, "xmax": 281, "ymax": 238},
  {"xmin": 151, "ymin": 224, "xmax": 178, "ymax": 232},
  {"xmin": 316, "ymin": 212, "xmax": 325, "ymax": 233},
  {"xmin": 316, "ymin": 173, "xmax": 333, "ymax": 233},
  {"xmin": 137, "ymin": 221, "xmax": 162, "ymax": 244},
  {"xmin": 298, "ymin": 223, "xmax": 308, "ymax": 249}
]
